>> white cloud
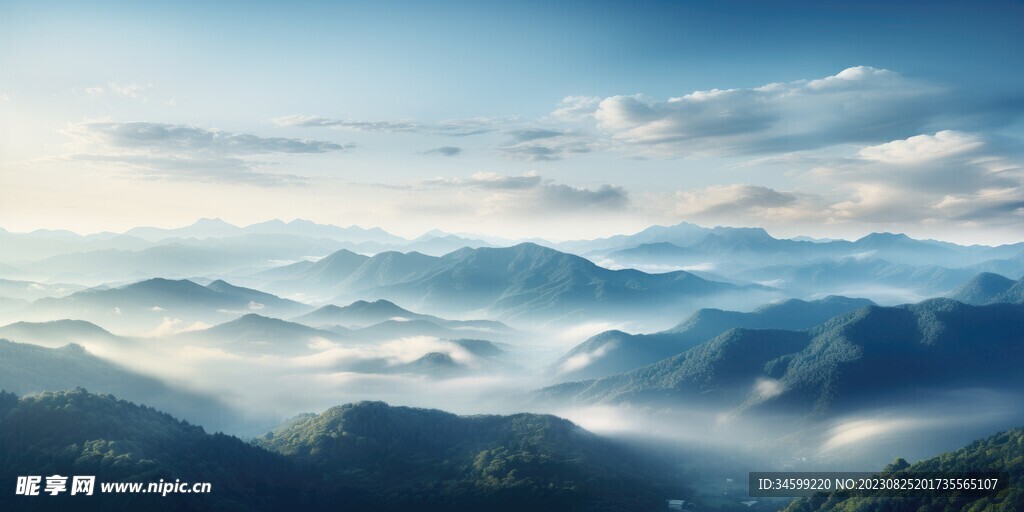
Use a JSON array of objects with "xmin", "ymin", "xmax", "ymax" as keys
[
  {"xmin": 858, "ymin": 130, "xmax": 984, "ymax": 164},
  {"xmin": 551, "ymin": 95, "xmax": 602, "ymax": 120},
  {"xmin": 594, "ymin": 66, "xmax": 944, "ymax": 157},
  {"xmin": 558, "ymin": 342, "xmax": 615, "ymax": 374}
]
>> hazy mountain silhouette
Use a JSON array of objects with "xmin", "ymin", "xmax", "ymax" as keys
[
  {"xmin": 294, "ymin": 299, "xmax": 512, "ymax": 334},
  {"xmin": 0, "ymin": 341, "xmax": 238, "ymax": 432},
  {"xmin": 605, "ymin": 242, "xmax": 707, "ymax": 267},
  {"xmin": 737, "ymin": 257, "xmax": 976, "ymax": 298},
  {"xmin": 0, "ymin": 319, "xmax": 128, "ymax": 349},
  {"xmin": 0, "ymin": 278, "xmax": 85, "ymax": 301},
  {"xmin": 23, "ymin": 278, "xmax": 311, "ymax": 332},
  {"xmin": 175, "ymin": 313, "xmax": 344, "ymax": 355},
  {"xmin": 354, "ymin": 243, "xmax": 747, "ymax": 322}
]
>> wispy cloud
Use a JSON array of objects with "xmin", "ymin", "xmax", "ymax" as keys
[
  {"xmin": 84, "ymin": 81, "xmax": 154, "ymax": 101},
  {"xmin": 419, "ymin": 171, "xmax": 629, "ymax": 213},
  {"xmin": 272, "ymin": 115, "xmax": 421, "ymax": 132},
  {"xmin": 424, "ymin": 171, "xmax": 543, "ymax": 190},
  {"xmin": 499, "ymin": 129, "xmax": 598, "ymax": 161},
  {"xmin": 63, "ymin": 121, "xmax": 350, "ymax": 185},
  {"xmin": 424, "ymin": 146, "xmax": 462, "ymax": 157},
  {"xmin": 273, "ymin": 115, "xmax": 507, "ymax": 137},
  {"xmin": 73, "ymin": 122, "xmax": 348, "ymax": 154}
]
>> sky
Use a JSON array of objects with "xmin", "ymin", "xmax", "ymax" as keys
[{"xmin": 1, "ymin": 0, "xmax": 1022, "ymax": 243}]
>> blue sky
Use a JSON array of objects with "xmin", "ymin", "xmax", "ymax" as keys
[{"xmin": 1, "ymin": 0, "xmax": 1022, "ymax": 243}]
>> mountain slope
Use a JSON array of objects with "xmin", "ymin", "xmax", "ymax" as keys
[
  {"xmin": 336, "ymin": 251, "xmax": 441, "ymax": 292},
  {"xmin": 784, "ymin": 426, "xmax": 1024, "ymax": 512},
  {"xmin": 263, "ymin": 249, "xmax": 372, "ymax": 296},
  {"xmin": 995, "ymin": 276, "xmax": 1024, "ymax": 304},
  {"xmin": 554, "ymin": 296, "xmax": 873, "ymax": 381},
  {"xmin": 947, "ymin": 272, "xmax": 1016, "ymax": 305},
  {"xmin": 540, "ymin": 300, "xmax": 1024, "ymax": 415},
  {"xmin": 0, "ymin": 340, "xmax": 236, "ymax": 432},
  {"xmin": 0, "ymin": 389, "xmax": 296, "ymax": 512},
  {"xmin": 0, "ymin": 389, "xmax": 686, "ymax": 511}
]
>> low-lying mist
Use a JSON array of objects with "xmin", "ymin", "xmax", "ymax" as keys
[{"xmin": 17, "ymin": 312, "xmax": 1018, "ymax": 482}]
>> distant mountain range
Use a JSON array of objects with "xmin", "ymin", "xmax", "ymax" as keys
[
  {"xmin": 252, "ymin": 242, "xmax": 757, "ymax": 323},
  {"xmin": 17, "ymin": 278, "xmax": 312, "ymax": 333},
  {"xmin": 552, "ymin": 296, "xmax": 874, "ymax": 381},
  {"xmin": 569, "ymin": 224, "xmax": 1022, "ymax": 267},
  {"xmin": 343, "ymin": 243, "xmax": 756, "ymax": 322},
  {"xmin": 0, "ymin": 389, "xmax": 677, "ymax": 512},
  {"xmin": 5, "ymin": 220, "xmax": 1022, "ymax": 296},
  {"xmin": 0, "ymin": 219, "xmax": 494, "ymax": 280},
  {"xmin": 293, "ymin": 298, "xmax": 512, "ymax": 333},
  {"xmin": 538, "ymin": 299, "xmax": 1024, "ymax": 416}
]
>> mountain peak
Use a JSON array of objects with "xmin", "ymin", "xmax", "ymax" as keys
[
  {"xmin": 124, "ymin": 277, "xmax": 204, "ymax": 291},
  {"xmin": 856, "ymin": 232, "xmax": 912, "ymax": 243},
  {"xmin": 191, "ymin": 217, "xmax": 236, "ymax": 228},
  {"xmin": 948, "ymin": 272, "xmax": 1016, "ymax": 305}
]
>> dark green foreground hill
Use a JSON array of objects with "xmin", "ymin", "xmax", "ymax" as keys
[
  {"xmin": 255, "ymin": 401, "xmax": 672, "ymax": 511},
  {"xmin": 784, "ymin": 426, "xmax": 1024, "ymax": 512},
  {"xmin": 0, "ymin": 389, "xmax": 673, "ymax": 512},
  {"xmin": 0, "ymin": 388, "xmax": 297, "ymax": 512}
]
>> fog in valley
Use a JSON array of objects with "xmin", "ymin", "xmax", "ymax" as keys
[{"xmin": 3, "ymin": 219, "xmax": 1023, "ymax": 506}]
